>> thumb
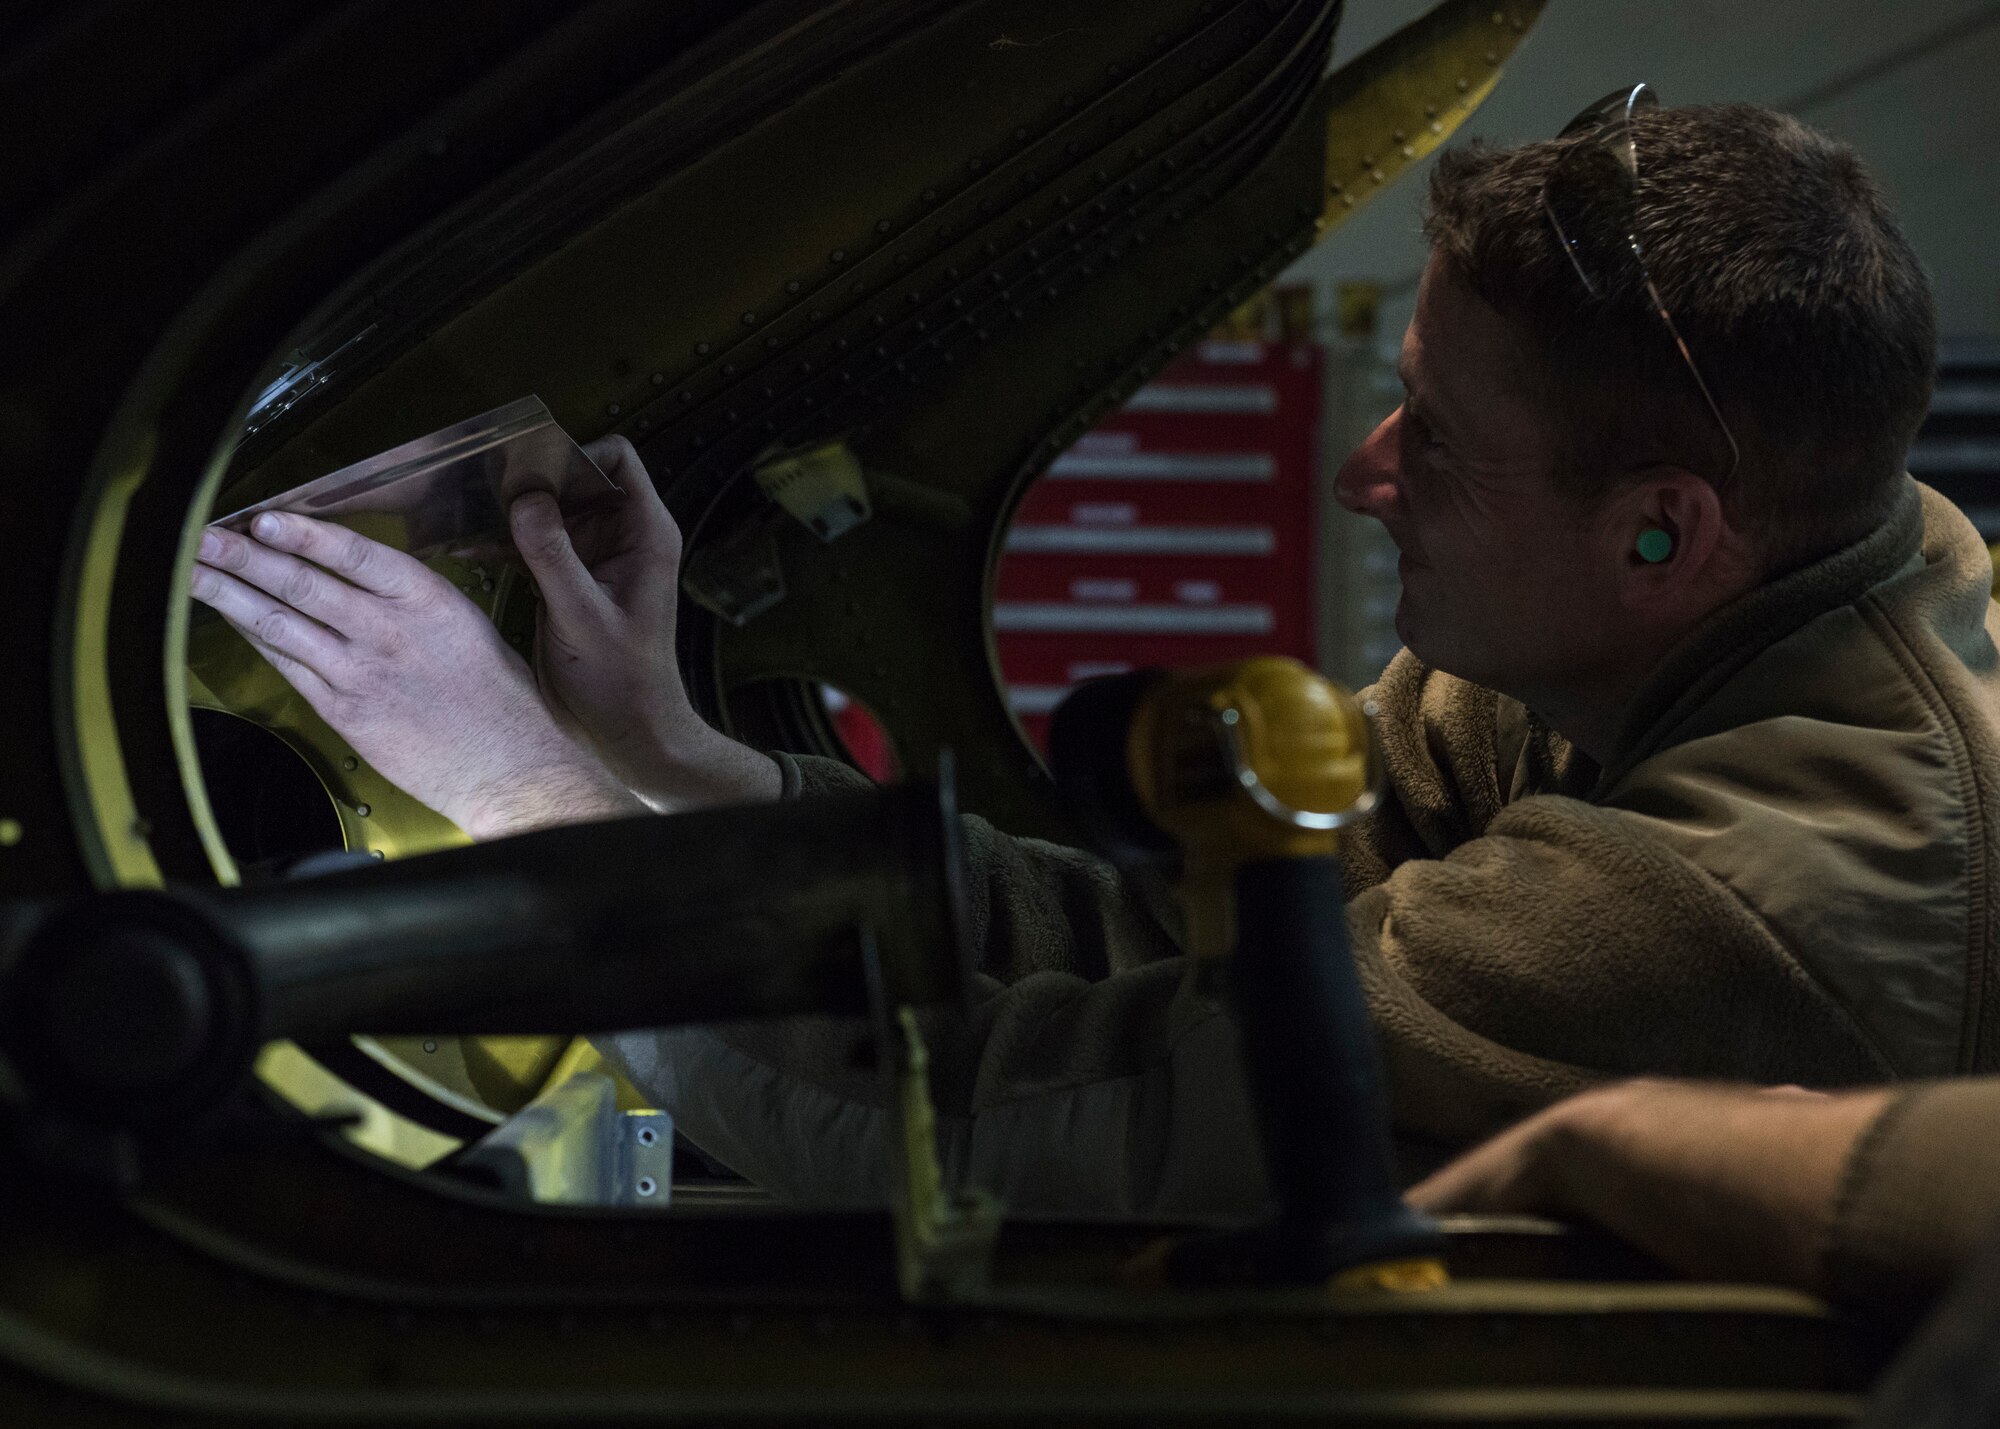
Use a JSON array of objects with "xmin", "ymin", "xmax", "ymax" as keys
[{"xmin": 508, "ymin": 491, "xmax": 597, "ymax": 615}]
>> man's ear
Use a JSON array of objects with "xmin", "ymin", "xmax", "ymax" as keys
[{"xmin": 1612, "ymin": 469, "xmax": 1752, "ymax": 613}]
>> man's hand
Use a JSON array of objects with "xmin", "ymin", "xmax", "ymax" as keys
[
  {"xmin": 506, "ymin": 436, "xmax": 780, "ymax": 810},
  {"xmin": 1408, "ymin": 1078, "xmax": 1893, "ymax": 1293},
  {"xmin": 191, "ymin": 511, "xmax": 645, "ymax": 840}
]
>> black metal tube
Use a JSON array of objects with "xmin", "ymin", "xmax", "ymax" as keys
[
  {"xmin": 221, "ymin": 780, "xmax": 967, "ymax": 1040},
  {"xmin": 1, "ymin": 779, "xmax": 969, "ymax": 1120}
]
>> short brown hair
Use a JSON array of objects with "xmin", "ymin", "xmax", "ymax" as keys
[{"xmin": 1423, "ymin": 102, "xmax": 1935, "ymax": 572}]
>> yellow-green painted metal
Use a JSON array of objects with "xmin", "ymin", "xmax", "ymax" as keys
[
  {"xmin": 0, "ymin": 0, "xmax": 1914, "ymax": 1420},
  {"xmin": 176, "ymin": 0, "xmax": 1543, "ymax": 1133},
  {"xmin": 195, "ymin": 0, "xmax": 1542, "ymax": 851},
  {"xmin": 0, "ymin": 1118, "xmax": 1882, "ymax": 1423},
  {"xmin": 1318, "ymin": 1, "xmax": 1546, "ymax": 232}
]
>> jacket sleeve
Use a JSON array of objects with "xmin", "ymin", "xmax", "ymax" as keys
[
  {"xmin": 599, "ymin": 959, "xmax": 1273, "ymax": 1216},
  {"xmin": 1824, "ymin": 1077, "xmax": 2000, "ymax": 1320},
  {"xmin": 1348, "ymin": 793, "xmax": 1892, "ymax": 1144},
  {"xmin": 602, "ymin": 664, "xmax": 1886, "ymax": 1209},
  {"xmin": 599, "ymin": 751, "xmax": 1243, "ymax": 1216},
  {"xmin": 775, "ymin": 748, "xmax": 1186, "ymax": 983}
]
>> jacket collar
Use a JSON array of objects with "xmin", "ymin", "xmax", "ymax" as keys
[{"xmin": 1592, "ymin": 477, "xmax": 1927, "ymax": 794}]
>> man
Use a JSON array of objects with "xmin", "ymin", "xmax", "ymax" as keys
[{"xmin": 191, "ymin": 100, "xmax": 1999, "ymax": 1211}]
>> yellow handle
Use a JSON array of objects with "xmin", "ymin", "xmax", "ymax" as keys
[{"xmin": 1125, "ymin": 657, "xmax": 1377, "ymax": 867}]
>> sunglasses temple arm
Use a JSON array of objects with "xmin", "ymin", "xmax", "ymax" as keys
[
  {"xmin": 1542, "ymin": 194, "xmax": 1601, "ymax": 298},
  {"xmin": 1634, "ymin": 254, "xmax": 1742, "ymax": 480}
]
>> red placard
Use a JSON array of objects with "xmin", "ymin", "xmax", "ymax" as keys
[{"xmin": 995, "ymin": 339, "xmax": 1324, "ymax": 750}]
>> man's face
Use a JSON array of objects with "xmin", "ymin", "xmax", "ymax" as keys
[{"xmin": 1334, "ymin": 255, "xmax": 1624, "ymax": 700}]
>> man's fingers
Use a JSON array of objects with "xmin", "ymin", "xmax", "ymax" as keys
[
  {"xmin": 508, "ymin": 491, "xmax": 600, "ymax": 613},
  {"xmin": 192, "ymin": 564, "xmax": 346, "ymax": 682},
  {"xmin": 242, "ymin": 512, "xmax": 428, "ymax": 599},
  {"xmin": 577, "ymin": 436, "xmax": 683, "ymax": 564},
  {"xmin": 197, "ymin": 525, "xmax": 377, "ymax": 637},
  {"xmin": 581, "ymin": 434, "xmax": 656, "ymax": 499},
  {"xmin": 217, "ymin": 613, "xmax": 337, "ymax": 707},
  {"xmin": 1403, "ymin": 1154, "xmax": 1481, "ymax": 1212},
  {"xmin": 1404, "ymin": 1113, "xmax": 1551, "ymax": 1215}
]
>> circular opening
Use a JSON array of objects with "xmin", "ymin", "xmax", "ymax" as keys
[
  {"xmin": 721, "ymin": 677, "xmax": 903, "ymax": 784},
  {"xmin": 187, "ymin": 708, "xmax": 346, "ymax": 880},
  {"xmin": 992, "ymin": 328, "xmax": 1326, "ymax": 753},
  {"xmin": 820, "ymin": 685, "xmax": 900, "ymax": 783}
]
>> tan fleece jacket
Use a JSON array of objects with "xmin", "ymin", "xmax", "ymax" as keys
[
  {"xmin": 1829, "ymin": 1077, "xmax": 2000, "ymax": 1319},
  {"xmin": 602, "ymin": 479, "xmax": 2000, "ymax": 1212}
]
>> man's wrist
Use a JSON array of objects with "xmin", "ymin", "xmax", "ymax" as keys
[
  {"xmin": 623, "ymin": 721, "xmax": 782, "ymax": 812},
  {"xmin": 459, "ymin": 750, "xmax": 650, "ymax": 841}
]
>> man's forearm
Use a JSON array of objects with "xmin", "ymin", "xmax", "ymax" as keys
[
  {"xmin": 1410, "ymin": 1080, "xmax": 1893, "ymax": 1294},
  {"xmin": 623, "ymin": 723, "xmax": 782, "ymax": 812},
  {"xmin": 462, "ymin": 753, "xmax": 652, "ymax": 840},
  {"xmin": 1538, "ymin": 1081, "xmax": 1893, "ymax": 1291}
]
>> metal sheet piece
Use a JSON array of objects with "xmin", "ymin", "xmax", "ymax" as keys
[{"xmin": 211, "ymin": 396, "xmax": 618, "ymax": 565}]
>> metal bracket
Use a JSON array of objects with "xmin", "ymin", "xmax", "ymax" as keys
[
  {"xmin": 887, "ymin": 1005, "xmax": 1003, "ymax": 1302},
  {"xmin": 454, "ymin": 1071, "xmax": 674, "ymax": 1206},
  {"xmin": 754, "ymin": 440, "xmax": 871, "ymax": 542},
  {"xmin": 681, "ymin": 511, "xmax": 789, "ymax": 626},
  {"xmin": 861, "ymin": 927, "xmax": 1001, "ymax": 1303},
  {"xmin": 681, "ymin": 443, "xmax": 869, "ymax": 626}
]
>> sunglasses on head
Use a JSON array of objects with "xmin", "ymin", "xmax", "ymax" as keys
[{"xmin": 1540, "ymin": 83, "xmax": 1741, "ymax": 481}]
